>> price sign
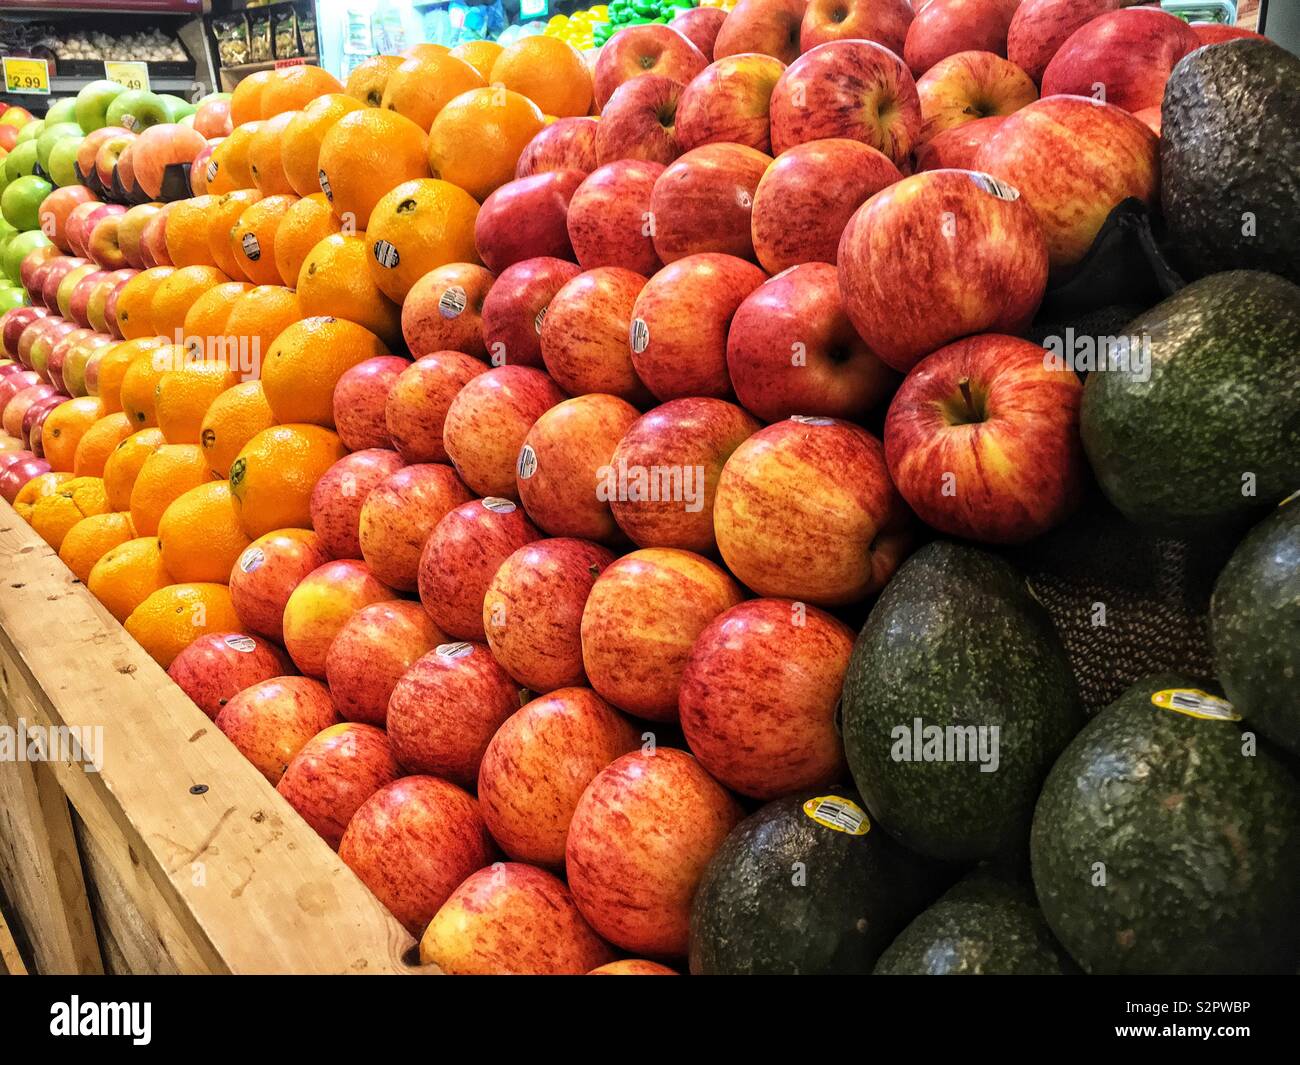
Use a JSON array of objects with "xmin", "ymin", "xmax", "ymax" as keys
[
  {"xmin": 2, "ymin": 57, "xmax": 51, "ymax": 96},
  {"xmin": 104, "ymin": 61, "xmax": 151, "ymax": 91}
]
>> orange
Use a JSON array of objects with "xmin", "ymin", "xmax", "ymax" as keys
[
  {"xmin": 41, "ymin": 397, "xmax": 104, "ymax": 472},
  {"xmin": 261, "ymin": 316, "xmax": 390, "ymax": 427},
  {"xmin": 317, "ymin": 109, "xmax": 430, "ymax": 229},
  {"xmin": 230, "ymin": 70, "xmax": 274, "ymax": 127},
  {"xmin": 490, "ymin": 37, "xmax": 593, "ymax": 119},
  {"xmin": 221, "ymin": 285, "xmax": 301, "ymax": 377},
  {"xmin": 229, "ymin": 424, "xmax": 347, "ymax": 538},
  {"xmin": 129, "ymin": 442, "xmax": 214, "ymax": 536},
  {"xmin": 380, "ymin": 53, "xmax": 485, "ymax": 133},
  {"xmin": 72, "ymin": 411, "xmax": 134, "ymax": 477},
  {"xmin": 272, "ymin": 193, "xmax": 342, "ymax": 288},
  {"xmin": 344, "ymin": 54, "xmax": 404, "ymax": 108},
  {"xmin": 248, "ymin": 111, "xmax": 298, "ymax": 195},
  {"xmin": 29, "ymin": 476, "xmax": 110, "ymax": 551},
  {"xmin": 449, "ymin": 40, "xmax": 503, "ymax": 82},
  {"xmin": 155, "ymin": 359, "xmax": 242, "ymax": 445},
  {"xmin": 205, "ymin": 188, "xmax": 263, "ymax": 280},
  {"xmin": 229, "ymin": 194, "xmax": 298, "ymax": 286},
  {"xmin": 103, "ymin": 427, "xmax": 166, "ymax": 511},
  {"xmin": 151, "ymin": 266, "xmax": 231, "ymax": 342},
  {"xmin": 163, "ymin": 195, "xmax": 218, "ymax": 268},
  {"xmin": 205, "ymin": 123, "xmax": 260, "ymax": 195},
  {"xmin": 365, "ymin": 178, "xmax": 479, "ymax": 304},
  {"xmin": 402, "ymin": 43, "xmax": 449, "ymax": 60},
  {"xmin": 125, "ymin": 583, "xmax": 244, "ymax": 668},
  {"xmin": 261, "ymin": 65, "xmax": 344, "ymax": 118},
  {"xmin": 182, "ymin": 281, "xmax": 254, "ymax": 343},
  {"xmin": 158, "ymin": 480, "xmax": 251, "ymax": 584},
  {"xmin": 115, "ymin": 267, "xmax": 176, "ymax": 340},
  {"xmin": 295, "ymin": 234, "xmax": 401, "ymax": 346},
  {"xmin": 281, "ymin": 94, "xmax": 364, "ymax": 199},
  {"xmin": 120, "ymin": 345, "xmax": 184, "ymax": 428},
  {"xmin": 95, "ymin": 338, "xmax": 167, "ymax": 415},
  {"xmin": 427, "ymin": 88, "xmax": 545, "ymax": 202},
  {"xmin": 88, "ymin": 536, "xmax": 173, "ymax": 623},
  {"xmin": 58, "ymin": 511, "xmax": 136, "ymax": 583},
  {"xmin": 199, "ymin": 381, "xmax": 276, "ymax": 478},
  {"xmin": 13, "ymin": 472, "xmax": 73, "ymax": 522}
]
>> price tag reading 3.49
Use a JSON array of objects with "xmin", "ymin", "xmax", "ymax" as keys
[
  {"xmin": 104, "ymin": 61, "xmax": 150, "ymax": 91},
  {"xmin": 3, "ymin": 57, "xmax": 51, "ymax": 95}
]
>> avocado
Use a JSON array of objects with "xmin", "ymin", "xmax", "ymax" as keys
[
  {"xmin": 688, "ymin": 788, "xmax": 944, "ymax": 975},
  {"xmin": 874, "ymin": 872, "xmax": 1073, "ymax": 975},
  {"xmin": 1080, "ymin": 271, "xmax": 1300, "ymax": 537},
  {"xmin": 1161, "ymin": 40, "xmax": 1300, "ymax": 284},
  {"xmin": 1211, "ymin": 503, "xmax": 1300, "ymax": 756},
  {"xmin": 841, "ymin": 542, "xmax": 1084, "ymax": 863},
  {"xmin": 1031, "ymin": 673, "xmax": 1300, "ymax": 974}
]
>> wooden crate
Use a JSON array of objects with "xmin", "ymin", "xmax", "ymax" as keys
[{"xmin": 0, "ymin": 497, "xmax": 430, "ymax": 974}]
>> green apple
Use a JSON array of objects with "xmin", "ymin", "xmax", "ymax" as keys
[
  {"xmin": 2, "ymin": 229, "xmax": 52, "ymax": 283},
  {"xmin": 46, "ymin": 135, "xmax": 84, "ymax": 187},
  {"xmin": 15, "ymin": 119, "xmax": 44, "ymax": 145},
  {"xmin": 0, "ymin": 284, "xmax": 26, "ymax": 313},
  {"xmin": 105, "ymin": 89, "xmax": 169, "ymax": 133},
  {"xmin": 4, "ymin": 141, "xmax": 40, "ymax": 183},
  {"xmin": 44, "ymin": 98, "xmax": 78, "ymax": 125},
  {"xmin": 159, "ymin": 95, "xmax": 197, "ymax": 123},
  {"xmin": 0, "ymin": 217, "xmax": 15, "ymax": 249},
  {"xmin": 36, "ymin": 122, "xmax": 83, "ymax": 172},
  {"xmin": 74, "ymin": 80, "xmax": 128, "ymax": 134},
  {"xmin": 1, "ymin": 175, "xmax": 53, "ymax": 231}
]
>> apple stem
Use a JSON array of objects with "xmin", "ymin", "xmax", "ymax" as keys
[{"xmin": 957, "ymin": 376, "xmax": 976, "ymax": 420}]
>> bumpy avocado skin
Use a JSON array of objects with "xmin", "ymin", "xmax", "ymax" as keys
[
  {"xmin": 1031, "ymin": 673, "xmax": 1300, "ymax": 974},
  {"xmin": 1161, "ymin": 40, "xmax": 1300, "ymax": 284},
  {"xmin": 1079, "ymin": 271, "xmax": 1300, "ymax": 535}
]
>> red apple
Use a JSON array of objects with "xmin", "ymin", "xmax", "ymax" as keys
[
  {"xmin": 592, "ymin": 24, "xmax": 708, "ymax": 109},
  {"xmin": 671, "ymin": 6, "xmax": 728, "ymax": 57},
  {"xmin": 0, "ymin": 369, "xmax": 41, "ymax": 415},
  {"xmin": 915, "ymin": 114, "xmax": 1008, "ymax": 170},
  {"xmin": 515, "ymin": 117, "xmax": 599, "ymax": 179},
  {"xmin": 974, "ymin": 94, "xmax": 1159, "ymax": 270},
  {"xmin": 883, "ymin": 332, "xmax": 1085, "ymax": 543},
  {"xmin": 40, "ymin": 257, "xmax": 89, "ymax": 310},
  {"xmin": 357, "ymin": 463, "xmax": 473, "ymax": 592},
  {"xmin": 75, "ymin": 126, "xmax": 132, "ymax": 182},
  {"xmin": 650, "ymin": 142, "xmax": 770, "ymax": 263},
  {"xmin": 608, "ymin": 397, "xmax": 759, "ymax": 552},
  {"xmin": 918, "ymin": 50, "xmax": 1038, "ymax": 143},
  {"xmin": 714, "ymin": 417, "xmax": 911, "ymax": 605},
  {"xmin": 1040, "ymin": 8, "xmax": 1200, "ymax": 114},
  {"xmin": 338, "ymin": 775, "xmax": 494, "ymax": 937},
  {"xmin": 46, "ymin": 327, "xmax": 93, "ymax": 392},
  {"xmin": 474, "ymin": 170, "xmax": 584, "ymax": 274},
  {"xmin": 566, "ymin": 160, "xmax": 665, "ymax": 276},
  {"xmin": 332, "ymin": 355, "xmax": 409, "ymax": 452},
  {"xmin": 1132, "ymin": 105, "xmax": 1160, "ymax": 136},
  {"xmin": 1190, "ymin": 22, "xmax": 1268, "ymax": 47},
  {"xmin": 1008, "ymin": 0, "xmax": 1142, "ymax": 84},
  {"xmin": 384, "ymin": 350, "xmax": 485, "ymax": 465},
  {"xmin": 482, "ymin": 537, "xmax": 617, "ymax": 692},
  {"xmin": 281, "ymin": 558, "xmax": 396, "ymax": 678},
  {"xmin": 215, "ymin": 676, "xmax": 341, "ymax": 785},
  {"xmin": 22, "ymin": 395, "xmax": 65, "ymax": 451},
  {"xmin": 87, "ymin": 214, "xmax": 130, "ymax": 270},
  {"xmin": 29, "ymin": 319, "xmax": 80, "ymax": 382},
  {"xmin": 3, "ymin": 307, "xmax": 49, "ymax": 359},
  {"xmin": 85, "ymin": 268, "xmax": 136, "ymax": 335},
  {"xmin": 594, "ymin": 75, "xmax": 686, "ymax": 169},
  {"xmin": 19, "ymin": 248, "xmax": 60, "ymax": 301},
  {"xmin": 38, "ymin": 186, "xmax": 98, "ymax": 254},
  {"xmin": 94, "ymin": 133, "xmax": 136, "ymax": 192},
  {"xmin": 713, "ymin": 0, "xmax": 807, "ymax": 65},
  {"xmin": 308, "ymin": 448, "xmax": 406, "ymax": 560},
  {"xmin": 139, "ymin": 203, "xmax": 177, "ymax": 268},
  {"xmin": 17, "ymin": 317, "xmax": 66, "ymax": 373},
  {"xmin": 117, "ymin": 203, "xmax": 163, "ymax": 271},
  {"xmin": 276, "ymin": 722, "xmax": 402, "ymax": 850},
  {"xmin": 443, "ymin": 365, "xmax": 567, "ymax": 500},
  {"xmin": 189, "ymin": 139, "xmax": 219, "ymax": 197},
  {"xmin": 838, "ymin": 168, "xmax": 1049, "ymax": 373},
  {"xmin": 55, "ymin": 264, "xmax": 100, "ymax": 322},
  {"xmin": 167, "ymin": 632, "xmax": 294, "ymax": 721},
  {"xmin": 132, "ymin": 123, "xmax": 207, "ymax": 201},
  {"xmin": 629, "ymin": 252, "xmax": 766, "ymax": 401},
  {"xmin": 904, "ymin": 0, "xmax": 1021, "ymax": 78},
  {"xmin": 0, "ymin": 456, "xmax": 53, "ymax": 503},
  {"xmin": 539, "ymin": 267, "xmax": 653, "ymax": 405},
  {"xmin": 103, "ymin": 273, "xmax": 136, "ymax": 337},
  {"xmin": 477, "ymin": 688, "xmax": 640, "ymax": 866},
  {"xmin": 516, "ymin": 394, "xmax": 641, "ymax": 542},
  {"xmin": 228, "ymin": 530, "xmax": 333, "ymax": 643},
  {"xmin": 801, "ymin": 0, "xmax": 914, "ymax": 55},
  {"xmin": 115, "ymin": 141, "xmax": 139, "ymax": 198},
  {"xmin": 680, "ymin": 597, "xmax": 853, "ymax": 797},
  {"xmin": 675, "ymin": 54, "xmax": 786, "ymax": 153},
  {"xmin": 566, "ymin": 748, "xmax": 742, "ymax": 955},
  {"xmin": 769, "ymin": 39, "xmax": 922, "ymax": 167},
  {"xmin": 480, "ymin": 256, "xmax": 582, "ymax": 370},
  {"xmin": 387, "ymin": 641, "xmax": 525, "ymax": 787},
  {"xmin": 67, "ymin": 273, "xmax": 108, "ymax": 330},
  {"xmin": 401, "ymin": 262, "xmax": 495, "ymax": 362},
  {"xmin": 750, "ymin": 138, "xmax": 901, "ymax": 274},
  {"xmin": 324, "ymin": 599, "xmax": 445, "ymax": 726},
  {"xmin": 417, "ymin": 497, "xmax": 541, "ymax": 641},
  {"xmin": 193, "ymin": 95, "xmax": 233, "ymax": 139},
  {"xmin": 70, "ymin": 204, "xmax": 125, "ymax": 260}
]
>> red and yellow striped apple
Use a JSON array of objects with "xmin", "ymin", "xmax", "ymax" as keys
[
  {"xmin": 592, "ymin": 23, "xmax": 707, "ymax": 109},
  {"xmin": 308, "ymin": 448, "xmax": 405, "ymax": 561},
  {"xmin": 215, "ymin": 676, "xmax": 341, "ymax": 785},
  {"xmin": 650, "ymin": 141, "xmax": 771, "ymax": 263},
  {"xmin": 358, "ymin": 463, "xmax": 473, "ymax": 591},
  {"xmin": 324, "ymin": 599, "xmax": 444, "ymax": 725},
  {"xmin": 384, "ymin": 350, "xmax": 486, "ymax": 464},
  {"xmin": 801, "ymin": 0, "xmax": 913, "ymax": 55},
  {"xmin": 566, "ymin": 159, "xmax": 666, "ymax": 276},
  {"xmin": 228, "ymin": 530, "xmax": 333, "ymax": 644},
  {"xmin": 675, "ymin": 54, "xmax": 786, "ymax": 153},
  {"xmin": 166, "ymin": 631, "xmax": 293, "ymax": 721},
  {"xmin": 917, "ymin": 49, "xmax": 1038, "ymax": 143}
]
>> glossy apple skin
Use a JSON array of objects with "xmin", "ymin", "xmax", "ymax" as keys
[
  {"xmin": 713, "ymin": 0, "xmax": 806, "ymax": 65},
  {"xmin": 1040, "ymin": 8, "xmax": 1200, "ymax": 114},
  {"xmin": 973, "ymin": 94, "xmax": 1159, "ymax": 270},
  {"xmin": 769, "ymin": 40, "xmax": 922, "ymax": 167},
  {"xmin": 482, "ymin": 537, "xmax": 617, "ymax": 692},
  {"xmin": 650, "ymin": 142, "xmax": 770, "ymax": 264},
  {"xmin": 385, "ymin": 350, "xmax": 485, "ymax": 465},
  {"xmin": 87, "ymin": 215, "xmax": 129, "ymax": 270},
  {"xmin": 477, "ymin": 688, "xmax": 640, "ymax": 866},
  {"xmin": 517, "ymin": 394, "xmax": 641, "ymax": 543},
  {"xmin": 679, "ymin": 597, "xmax": 854, "ymax": 798},
  {"xmin": 915, "ymin": 114, "xmax": 1007, "ymax": 171},
  {"xmin": 20, "ymin": 251, "xmax": 61, "ymax": 303},
  {"xmin": 751, "ymin": 138, "xmax": 901, "ymax": 275},
  {"xmin": 41, "ymin": 258, "xmax": 90, "ymax": 311},
  {"xmin": 566, "ymin": 748, "xmax": 742, "ymax": 956},
  {"xmin": 801, "ymin": 0, "xmax": 914, "ymax": 55},
  {"xmin": 594, "ymin": 75, "xmax": 686, "ymax": 169},
  {"xmin": 714, "ymin": 417, "xmax": 912, "ymax": 605},
  {"xmin": 339, "ymin": 775, "xmax": 495, "ymax": 938},
  {"xmin": 443, "ymin": 365, "xmax": 566, "ymax": 500},
  {"xmin": 401, "ymin": 262, "xmax": 494, "ymax": 362},
  {"xmin": 68, "ymin": 272, "xmax": 108, "ymax": 329},
  {"xmin": 1008, "ymin": 0, "xmax": 1140, "ymax": 85},
  {"xmin": 0, "ymin": 456, "xmax": 52, "ymax": 503},
  {"xmin": 132, "ymin": 123, "xmax": 207, "ymax": 201},
  {"xmin": 228, "ymin": 529, "xmax": 333, "ymax": 643},
  {"xmin": 592, "ymin": 24, "xmax": 707, "ymax": 109},
  {"xmin": 167, "ymin": 632, "xmax": 294, "ymax": 722},
  {"xmin": 671, "ymin": 6, "xmax": 727, "ymax": 57},
  {"xmin": 85, "ymin": 268, "xmax": 136, "ymax": 335},
  {"xmin": 474, "ymin": 170, "xmax": 584, "ymax": 275},
  {"xmin": 280, "ymin": 558, "xmax": 396, "ymax": 678},
  {"xmin": 566, "ymin": 160, "xmax": 665, "ymax": 276},
  {"xmin": 675, "ymin": 54, "xmax": 786, "ymax": 154},
  {"xmin": 215, "ymin": 676, "xmax": 341, "ymax": 786},
  {"xmin": 387, "ymin": 641, "xmax": 525, "ymax": 787},
  {"xmin": 918, "ymin": 50, "xmax": 1038, "ymax": 143},
  {"xmin": 884, "ymin": 332, "xmax": 1086, "ymax": 543},
  {"xmin": 515, "ymin": 117, "xmax": 599, "ymax": 179},
  {"xmin": 358, "ymin": 463, "xmax": 473, "ymax": 592},
  {"xmin": 728, "ymin": 262, "xmax": 897, "ymax": 423},
  {"xmin": 1190, "ymin": 22, "xmax": 1268, "ymax": 46},
  {"xmin": 539, "ymin": 267, "xmax": 652, "ymax": 405},
  {"xmin": 331, "ymin": 355, "xmax": 408, "ymax": 452},
  {"xmin": 3, "ymin": 307, "xmax": 49, "ymax": 360},
  {"xmin": 276, "ymin": 722, "xmax": 402, "ymax": 850},
  {"xmin": 581, "ymin": 547, "xmax": 744, "ymax": 721},
  {"xmin": 480, "ymin": 256, "xmax": 582, "ymax": 371},
  {"xmin": 325, "ymin": 599, "xmax": 444, "ymax": 726},
  {"xmin": 419, "ymin": 862, "xmax": 614, "ymax": 976},
  {"xmin": 308, "ymin": 448, "xmax": 405, "ymax": 561},
  {"xmin": 76, "ymin": 126, "xmax": 132, "ymax": 180},
  {"xmin": 589, "ymin": 959, "xmax": 679, "ymax": 975},
  {"xmin": 46, "ymin": 326, "xmax": 94, "ymax": 393},
  {"xmin": 904, "ymin": 0, "xmax": 1021, "ymax": 78},
  {"xmin": 38, "ymin": 186, "xmax": 98, "ymax": 254},
  {"xmin": 0, "ymin": 370, "xmax": 42, "ymax": 415}
]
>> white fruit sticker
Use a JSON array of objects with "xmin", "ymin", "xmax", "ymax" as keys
[
  {"xmin": 224, "ymin": 634, "xmax": 257, "ymax": 654},
  {"xmin": 482, "ymin": 497, "xmax": 516, "ymax": 514},
  {"xmin": 121, "ymin": 113, "xmax": 136, "ymax": 131},
  {"xmin": 802, "ymin": 795, "xmax": 870, "ymax": 836},
  {"xmin": 240, "ymin": 233, "xmax": 261, "ymax": 262},
  {"xmin": 533, "ymin": 305, "xmax": 548, "ymax": 335},
  {"xmin": 438, "ymin": 285, "xmax": 467, "ymax": 319},
  {"xmin": 629, "ymin": 318, "xmax": 649, "ymax": 354},
  {"xmin": 238, "ymin": 547, "xmax": 265, "ymax": 573},
  {"xmin": 373, "ymin": 240, "xmax": 399, "ymax": 269},
  {"xmin": 516, "ymin": 443, "xmax": 537, "ymax": 480},
  {"xmin": 1151, "ymin": 688, "xmax": 1241, "ymax": 722},
  {"xmin": 318, "ymin": 169, "xmax": 333, "ymax": 201},
  {"xmin": 436, "ymin": 641, "xmax": 473, "ymax": 659},
  {"xmin": 790, "ymin": 414, "xmax": 834, "ymax": 426},
  {"xmin": 968, "ymin": 171, "xmax": 1020, "ymax": 201}
]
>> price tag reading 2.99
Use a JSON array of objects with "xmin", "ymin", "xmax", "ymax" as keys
[
  {"xmin": 104, "ymin": 61, "xmax": 151, "ymax": 92},
  {"xmin": 3, "ymin": 57, "xmax": 51, "ymax": 95}
]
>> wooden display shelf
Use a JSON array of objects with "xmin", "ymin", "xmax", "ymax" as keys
[{"xmin": 0, "ymin": 487, "xmax": 432, "ymax": 974}]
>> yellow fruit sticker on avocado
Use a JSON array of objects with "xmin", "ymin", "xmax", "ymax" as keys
[
  {"xmin": 1151, "ymin": 688, "xmax": 1241, "ymax": 722},
  {"xmin": 803, "ymin": 795, "xmax": 870, "ymax": 835}
]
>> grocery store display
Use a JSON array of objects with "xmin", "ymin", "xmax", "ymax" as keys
[{"xmin": 0, "ymin": 3, "xmax": 1296, "ymax": 981}]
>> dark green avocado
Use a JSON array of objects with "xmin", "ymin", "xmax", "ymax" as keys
[{"xmin": 1031, "ymin": 673, "xmax": 1300, "ymax": 974}]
